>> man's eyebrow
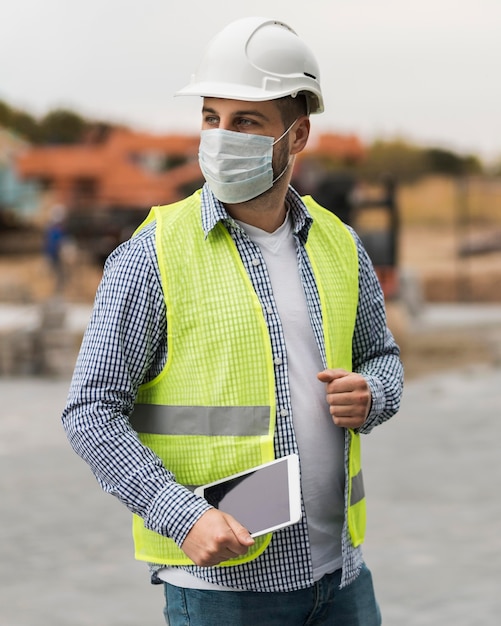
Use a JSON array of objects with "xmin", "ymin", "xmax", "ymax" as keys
[{"xmin": 202, "ymin": 106, "xmax": 270, "ymax": 121}]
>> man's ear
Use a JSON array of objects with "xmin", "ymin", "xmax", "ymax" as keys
[{"xmin": 290, "ymin": 117, "xmax": 310, "ymax": 155}]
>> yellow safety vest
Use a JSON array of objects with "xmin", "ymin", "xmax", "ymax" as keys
[{"xmin": 129, "ymin": 190, "xmax": 365, "ymax": 566}]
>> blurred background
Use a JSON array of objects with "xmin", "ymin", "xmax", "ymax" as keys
[
  {"xmin": 1, "ymin": 2, "xmax": 501, "ymax": 624},
  {"xmin": 1, "ymin": 0, "xmax": 500, "ymax": 377}
]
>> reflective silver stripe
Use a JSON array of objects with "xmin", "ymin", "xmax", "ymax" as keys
[
  {"xmin": 350, "ymin": 470, "xmax": 365, "ymax": 506},
  {"xmin": 130, "ymin": 405, "xmax": 270, "ymax": 436}
]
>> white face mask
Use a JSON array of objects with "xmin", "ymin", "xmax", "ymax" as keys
[{"xmin": 198, "ymin": 119, "xmax": 296, "ymax": 204}]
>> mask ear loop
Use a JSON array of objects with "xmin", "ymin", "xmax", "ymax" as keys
[
  {"xmin": 272, "ymin": 118, "xmax": 299, "ymax": 146},
  {"xmin": 271, "ymin": 118, "xmax": 298, "ymax": 184},
  {"xmin": 272, "ymin": 155, "xmax": 294, "ymax": 185}
]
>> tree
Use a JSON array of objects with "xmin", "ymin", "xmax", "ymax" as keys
[
  {"xmin": 0, "ymin": 100, "xmax": 12, "ymax": 127},
  {"xmin": 39, "ymin": 108, "xmax": 87, "ymax": 144},
  {"xmin": 9, "ymin": 109, "xmax": 41, "ymax": 143},
  {"xmin": 358, "ymin": 139, "xmax": 428, "ymax": 183},
  {"xmin": 424, "ymin": 147, "xmax": 482, "ymax": 176}
]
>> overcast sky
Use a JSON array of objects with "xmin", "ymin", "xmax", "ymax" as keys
[{"xmin": 1, "ymin": 0, "xmax": 500, "ymax": 160}]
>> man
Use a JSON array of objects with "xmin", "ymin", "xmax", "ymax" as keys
[{"xmin": 62, "ymin": 17, "xmax": 404, "ymax": 625}]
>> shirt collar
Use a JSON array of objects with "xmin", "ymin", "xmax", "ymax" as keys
[{"xmin": 200, "ymin": 183, "xmax": 313, "ymax": 243}]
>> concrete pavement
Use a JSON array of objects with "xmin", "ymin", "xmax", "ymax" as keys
[
  {"xmin": 0, "ymin": 377, "xmax": 164, "ymax": 626},
  {"xmin": 1, "ymin": 356, "xmax": 500, "ymax": 624},
  {"xmin": 363, "ymin": 362, "xmax": 501, "ymax": 625}
]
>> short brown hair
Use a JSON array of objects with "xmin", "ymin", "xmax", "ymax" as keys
[{"xmin": 274, "ymin": 94, "xmax": 309, "ymax": 128}]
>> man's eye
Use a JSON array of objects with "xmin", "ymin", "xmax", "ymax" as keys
[{"xmin": 237, "ymin": 118, "xmax": 255, "ymax": 128}]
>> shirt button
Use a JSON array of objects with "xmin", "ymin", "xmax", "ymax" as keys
[
  {"xmin": 274, "ymin": 356, "xmax": 283, "ymax": 366},
  {"xmin": 251, "ymin": 258, "xmax": 260, "ymax": 266},
  {"xmin": 280, "ymin": 408, "xmax": 289, "ymax": 417},
  {"xmin": 266, "ymin": 306, "xmax": 273, "ymax": 315}
]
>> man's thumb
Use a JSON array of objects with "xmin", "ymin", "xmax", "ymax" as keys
[
  {"xmin": 224, "ymin": 514, "xmax": 255, "ymax": 546},
  {"xmin": 317, "ymin": 368, "xmax": 349, "ymax": 383}
]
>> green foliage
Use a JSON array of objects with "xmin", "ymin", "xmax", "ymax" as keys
[
  {"xmin": 358, "ymin": 139, "xmax": 428, "ymax": 183},
  {"xmin": 0, "ymin": 99, "xmax": 100, "ymax": 145},
  {"xmin": 9, "ymin": 109, "xmax": 41, "ymax": 143},
  {"xmin": 0, "ymin": 99, "xmax": 42, "ymax": 143},
  {"xmin": 0, "ymin": 100, "xmax": 12, "ymax": 127},
  {"xmin": 38, "ymin": 109, "xmax": 87, "ymax": 144},
  {"xmin": 325, "ymin": 137, "xmax": 485, "ymax": 183},
  {"xmin": 423, "ymin": 147, "xmax": 482, "ymax": 176}
]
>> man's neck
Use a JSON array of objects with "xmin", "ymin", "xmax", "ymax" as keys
[{"xmin": 223, "ymin": 182, "xmax": 289, "ymax": 233}]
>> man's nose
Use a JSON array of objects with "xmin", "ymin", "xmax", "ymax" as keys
[{"xmin": 218, "ymin": 117, "xmax": 233, "ymax": 131}]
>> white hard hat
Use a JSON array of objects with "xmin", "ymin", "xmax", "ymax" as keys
[{"xmin": 176, "ymin": 17, "xmax": 324, "ymax": 114}]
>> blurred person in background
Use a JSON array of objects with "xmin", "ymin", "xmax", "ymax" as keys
[
  {"xmin": 62, "ymin": 17, "xmax": 403, "ymax": 626},
  {"xmin": 43, "ymin": 203, "xmax": 67, "ymax": 293}
]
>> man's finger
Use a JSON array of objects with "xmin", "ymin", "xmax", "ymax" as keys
[
  {"xmin": 222, "ymin": 513, "xmax": 255, "ymax": 549},
  {"xmin": 317, "ymin": 368, "xmax": 349, "ymax": 383}
]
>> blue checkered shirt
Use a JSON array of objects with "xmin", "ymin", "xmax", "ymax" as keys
[{"xmin": 62, "ymin": 184, "xmax": 403, "ymax": 591}]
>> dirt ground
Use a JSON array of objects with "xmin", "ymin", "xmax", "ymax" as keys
[{"xmin": 1, "ymin": 225, "xmax": 500, "ymax": 381}]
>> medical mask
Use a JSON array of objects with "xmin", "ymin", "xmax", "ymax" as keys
[{"xmin": 198, "ymin": 119, "xmax": 297, "ymax": 204}]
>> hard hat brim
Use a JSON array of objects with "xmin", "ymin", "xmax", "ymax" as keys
[{"xmin": 175, "ymin": 82, "xmax": 324, "ymax": 114}]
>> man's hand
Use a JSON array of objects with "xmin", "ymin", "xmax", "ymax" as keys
[
  {"xmin": 317, "ymin": 368, "xmax": 372, "ymax": 429},
  {"xmin": 181, "ymin": 508, "xmax": 255, "ymax": 567}
]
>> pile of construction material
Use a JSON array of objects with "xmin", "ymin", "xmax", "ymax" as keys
[{"xmin": 0, "ymin": 298, "xmax": 86, "ymax": 377}]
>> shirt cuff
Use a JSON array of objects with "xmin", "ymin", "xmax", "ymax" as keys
[
  {"xmin": 359, "ymin": 374, "xmax": 386, "ymax": 434},
  {"xmin": 143, "ymin": 482, "xmax": 213, "ymax": 547}
]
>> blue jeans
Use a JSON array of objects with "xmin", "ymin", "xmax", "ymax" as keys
[{"xmin": 163, "ymin": 564, "xmax": 381, "ymax": 625}]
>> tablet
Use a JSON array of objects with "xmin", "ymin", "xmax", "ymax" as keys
[{"xmin": 194, "ymin": 454, "xmax": 302, "ymax": 537}]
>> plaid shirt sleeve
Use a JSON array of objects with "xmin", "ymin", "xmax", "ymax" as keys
[
  {"xmin": 61, "ymin": 224, "xmax": 212, "ymax": 547},
  {"xmin": 348, "ymin": 226, "xmax": 404, "ymax": 434}
]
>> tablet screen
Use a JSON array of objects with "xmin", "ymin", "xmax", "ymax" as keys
[{"xmin": 197, "ymin": 455, "xmax": 301, "ymax": 537}]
